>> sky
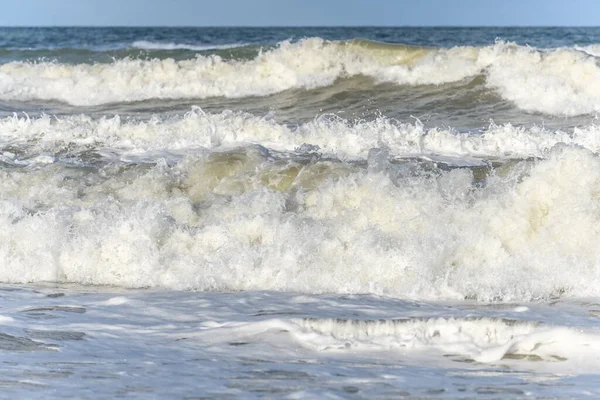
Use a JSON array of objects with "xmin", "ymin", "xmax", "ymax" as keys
[{"xmin": 0, "ymin": 0, "xmax": 598, "ymax": 27}]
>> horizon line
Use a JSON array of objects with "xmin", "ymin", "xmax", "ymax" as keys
[{"xmin": 0, "ymin": 25, "xmax": 599, "ymax": 28}]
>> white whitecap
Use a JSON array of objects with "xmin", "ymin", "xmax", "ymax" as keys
[{"xmin": 131, "ymin": 40, "xmax": 246, "ymax": 51}]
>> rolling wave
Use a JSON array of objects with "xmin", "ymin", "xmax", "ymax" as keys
[{"xmin": 0, "ymin": 38, "xmax": 599, "ymax": 116}]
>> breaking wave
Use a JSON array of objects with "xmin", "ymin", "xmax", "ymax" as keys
[
  {"xmin": 0, "ymin": 38, "xmax": 600, "ymax": 115},
  {"xmin": 1, "ymin": 111, "xmax": 600, "ymax": 301},
  {"xmin": 2, "ymin": 109, "xmax": 600, "ymax": 162}
]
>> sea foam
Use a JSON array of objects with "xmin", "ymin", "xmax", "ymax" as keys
[
  {"xmin": 131, "ymin": 40, "xmax": 246, "ymax": 51},
  {"xmin": 1, "ymin": 110, "xmax": 600, "ymax": 163},
  {"xmin": 195, "ymin": 316, "xmax": 600, "ymax": 365},
  {"xmin": 0, "ymin": 39, "xmax": 599, "ymax": 115},
  {"xmin": 1, "ymin": 134, "xmax": 600, "ymax": 301}
]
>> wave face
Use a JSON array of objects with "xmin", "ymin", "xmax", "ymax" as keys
[
  {"xmin": 0, "ymin": 38, "xmax": 599, "ymax": 117},
  {"xmin": 1, "ymin": 112, "xmax": 600, "ymax": 301}
]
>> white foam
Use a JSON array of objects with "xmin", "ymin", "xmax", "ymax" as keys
[
  {"xmin": 1, "ymin": 138, "xmax": 600, "ymax": 300},
  {"xmin": 0, "ymin": 38, "xmax": 371, "ymax": 106},
  {"xmin": 2, "ymin": 110, "xmax": 600, "ymax": 162},
  {"xmin": 2, "ymin": 288, "xmax": 598, "ymax": 396},
  {"xmin": 483, "ymin": 42, "xmax": 600, "ymax": 115},
  {"xmin": 294, "ymin": 317, "xmax": 600, "ymax": 364},
  {"xmin": 131, "ymin": 40, "xmax": 246, "ymax": 51},
  {"xmin": 192, "ymin": 316, "xmax": 600, "ymax": 365},
  {"xmin": 0, "ymin": 38, "xmax": 599, "ymax": 115},
  {"xmin": 102, "ymin": 296, "xmax": 129, "ymax": 306},
  {"xmin": 575, "ymin": 44, "xmax": 600, "ymax": 57}
]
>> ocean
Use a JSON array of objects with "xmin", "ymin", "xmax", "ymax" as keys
[{"xmin": 1, "ymin": 26, "xmax": 600, "ymax": 398}]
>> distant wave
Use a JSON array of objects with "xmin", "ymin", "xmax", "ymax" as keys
[
  {"xmin": 0, "ymin": 38, "xmax": 600, "ymax": 115},
  {"xmin": 0, "ymin": 42, "xmax": 247, "ymax": 53},
  {"xmin": 131, "ymin": 40, "xmax": 247, "ymax": 51}
]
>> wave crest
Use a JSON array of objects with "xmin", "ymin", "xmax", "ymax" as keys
[
  {"xmin": 2, "ymin": 110, "xmax": 600, "ymax": 162},
  {"xmin": 2, "ymin": 128, "xmax": 600, "ymax": 301},
  {"xmin": 0, "ymin": 38, "xmax": 598, "ymax": 115},
  {"xmin": 131, "ymin": 40, "xmax": 247, "ymax": 51}
]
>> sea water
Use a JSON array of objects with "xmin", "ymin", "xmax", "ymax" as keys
[{"xmin": 1, "ymin": 27, "xmax": 600, "ymax": 398}]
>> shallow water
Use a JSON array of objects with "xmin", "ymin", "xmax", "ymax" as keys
[{"xmin": 1, "ymin": 285, "xmax": 600, "ymax": 399}]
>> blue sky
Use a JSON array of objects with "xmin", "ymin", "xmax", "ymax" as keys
[{"xmin": 1, "ymin": 0, "xmax": 597, "ymax": 27}]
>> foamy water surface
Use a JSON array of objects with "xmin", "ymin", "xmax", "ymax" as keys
[{"xmin": 2, "ymin": 26, "xmax": 600, "ymax": 398}]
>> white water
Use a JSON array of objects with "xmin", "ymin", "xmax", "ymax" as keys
[
  {"xmin": 2, "ymin": 109, "xmax": 600, "ymax": 302},
  {"xmin": 131, "ymin": 40, "xmax": 247, "ymax": 51},
  {"xmin": 0, "ymin": 287, "xmax": 599, "ymax": 399},
  {"xmin": 205, "ymin": 316, "xmax": 600, "ymax": 364},
  {"xmin": 4, "ymin": 27, "xmax": 600, "ymax": 399},
  {"xmin": 1, "ymin": 39, "xmax": 600, "ymax": 115},
  {"xmin": 3, "ymin": 110, "xmax": 600, "ymax": 162}
]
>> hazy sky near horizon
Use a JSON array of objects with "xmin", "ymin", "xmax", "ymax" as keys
[{"xmin": 1, "ymin": 0, "xmax": 596, "ymax": 27}]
